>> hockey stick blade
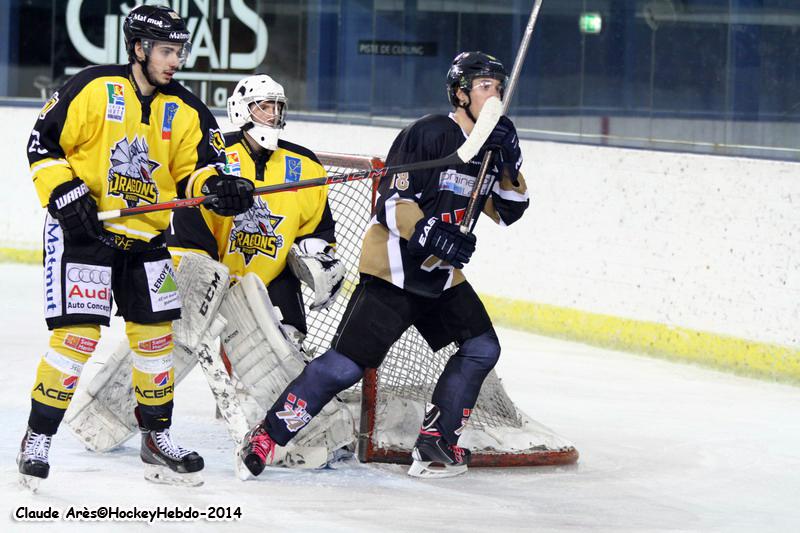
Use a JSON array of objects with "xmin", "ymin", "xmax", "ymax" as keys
[
  {"xmin": 96, "ymin": 97, "xmax": 501, "ymax": 222},
  {"xmin": 456, "ymin": 96, "xmax": 502, "ymax": 163}
]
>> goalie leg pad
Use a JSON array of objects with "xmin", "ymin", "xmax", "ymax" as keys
[
  {"xmin": 192, "ymin": 314, "xmax": 251, "ymax": 445},
  {"xmin": 64, "ymin": 334, "xmax": 200, "ymax": 452},
  {"xmin": 63, "ymin": 341, "xmax": 139, "ymax": 452},
  {"xmin": 172, "ymin": 252, "xmax": 230, "ymax": 351},
  {"xmin": 219, "ymin": 274, "xmax": 307, "ymax": 409},
  {"xmin": 220, "ymin": 274, "xmax": 357, "ymax": 465}
]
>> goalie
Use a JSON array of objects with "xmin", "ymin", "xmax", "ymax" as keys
[
  {"xmin": 64, "ymin": 74, "xmax": 355, "ymax": 470},
  {"xmin": 168, "ymin": 73, "xmax": 356, "ymax": 465}
]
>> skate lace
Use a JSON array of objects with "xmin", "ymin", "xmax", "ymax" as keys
[
  {"xmin": 249, "ymin": 429, "xmax": 276, "ymax": 463},
  {"xmin": 450, "ymin": 444, "xmax": 466, "ymax": 463},
  {"xmin": 24, "ymin": 431, "xmax": 52, "ymax": 462},
  {"xmin": 153, "ymin": 429, "xmax": 192, "ymax": 460}
]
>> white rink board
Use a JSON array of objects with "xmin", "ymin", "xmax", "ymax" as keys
[{"xmin": 2, "ymin": 104, "xmax": 799, "ymax": 350}]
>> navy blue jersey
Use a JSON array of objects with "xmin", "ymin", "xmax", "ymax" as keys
[{"xmin": 359, "ymin": 113, "xmax": 529, "ymax": 297}]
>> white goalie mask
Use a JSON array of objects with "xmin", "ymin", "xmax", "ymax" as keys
[{"xmin": 227, "ymin": 75, "xmax": 287, "ymax": 150}]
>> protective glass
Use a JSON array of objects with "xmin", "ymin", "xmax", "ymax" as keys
[
  {"xmin": 471, "ymin": 79, "xmax": 506, "ymax": 97},
  {"xmin": 141, "ymin": 39, "xmax": 192, "ymax": 68}
]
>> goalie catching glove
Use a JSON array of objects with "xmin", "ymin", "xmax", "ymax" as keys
[
  {"xmin": 408, "ymin": 216, "xmax": 476, "ymax": 269},
  {"xmin": 287, "ymin": 238, "xmax": 346, "ymax": 311}
]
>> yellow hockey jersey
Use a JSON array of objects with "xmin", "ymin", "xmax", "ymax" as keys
[
  {"xmin": 28, "ymin": 64, "xmax": 225, "ymax": 244},
  {"xmin": 168, "ymin": 132, "xmax": 335, "ymax": 285}
]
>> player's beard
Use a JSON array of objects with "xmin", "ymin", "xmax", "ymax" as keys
[{"xmin": 144, "ymin": 61, "xmax": 171, "ymax": 88}]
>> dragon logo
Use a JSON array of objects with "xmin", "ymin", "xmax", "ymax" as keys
[
  {"xmin": 229, "ymin": 197, "xmax": 284, "ymax": 265},
  {"xmin": 107, "ymin": 137, "xmax": 160, "ymax": 207}
]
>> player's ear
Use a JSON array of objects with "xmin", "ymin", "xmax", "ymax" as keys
[
  {"xmin": 134, "ymin": 41, "xmax": 145, "ymax": 61},
  {"xmin": 455, "ymin": 88, "xmax": 468, "ymax": 106}
]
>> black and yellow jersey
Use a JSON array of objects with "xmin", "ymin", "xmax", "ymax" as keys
[
  {"xmin": 168, "ymin": 132, "xmax": 335, "ymax": 285},
  {"xmin": 360, "ymin": 113, "xmax": 529, "ymax": 297},
  {"xmin": 28, "ymin": 64, "xmax": 225, "ymax": 243}
]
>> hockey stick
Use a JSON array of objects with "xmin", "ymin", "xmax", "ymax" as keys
[
  {"xmin": 97, "ymin": 97, "xmax": 502, "ymax": 222},
  {"xmin": 459, "ymin": 0, "xmax": 544, "ymax": 233}
]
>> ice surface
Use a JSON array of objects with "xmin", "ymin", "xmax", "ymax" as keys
[{"xmin": 2, "ymin": 263, "xmax": 799, "ymax": 532}]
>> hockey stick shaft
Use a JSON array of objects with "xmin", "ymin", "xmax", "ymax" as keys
[
  {"xmin": 459, "ymin": 0, "xmax": 544, "ymax": 233},
  {"xmin": 97, "ymin": 97, "xmax": 502, "ymax": 222}
]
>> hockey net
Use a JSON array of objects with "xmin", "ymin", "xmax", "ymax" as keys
[{"xmin": 303, "ymin": 152, "xmax": 578, "ymax": 467}]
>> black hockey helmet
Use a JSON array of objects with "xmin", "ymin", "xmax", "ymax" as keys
[
  {"xmin": 446, "ymin": 51, "xmax": 508, "ymax": 106},
  {"xmin": 123, "ymin": 5, "xmax": 191, "ymax": 65}
]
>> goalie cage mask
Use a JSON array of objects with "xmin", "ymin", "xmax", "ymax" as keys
[{"xmin": 227, "ymin": 75, "xmax": 287, "ymax": 151}]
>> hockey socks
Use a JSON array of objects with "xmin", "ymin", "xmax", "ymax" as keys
[
  {"xmin": 431, "ymin": 329, "xmax": 500, "ymax": 443},
  {"xmin": 264, "ymin": 349, "xmax": 363, "ymax": 446}
]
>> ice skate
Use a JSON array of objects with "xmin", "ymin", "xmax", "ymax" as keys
[
  {"xmin": 17, "ymin": 427, "xmax": 52, "ymax": 492},
  {"xmin": 140, "ymin": 428, "xmax": 204, "ymax": 486},
  {"xmin": 408, "ymin": 405, "xmax": 470, "ymax": 479},
  {"xmin": 236, "ymin": 422, "xmax": 276, "ymax": 479}
]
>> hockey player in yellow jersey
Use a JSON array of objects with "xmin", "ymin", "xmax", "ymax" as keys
[
  {"xmin": 168, "ymin": 74, "xmax": 346, "ymax": 338},
  {"xmin": 18, "ymin": 5, "xmax": 255, "ymax": 490}
]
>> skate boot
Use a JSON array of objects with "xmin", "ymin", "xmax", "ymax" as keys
[
  {"xmin": 237, "ymin": 422, "xmax": 276, "ymax": 479},
  {"xmin": 140, "ymin": 427, "xmax": 204, "ymax": 486},
  {"xmin": 17, "ymin": 427, "xmax": 52, "ymax": 492},
  {"xmin": 408, "ymin": 405, "xmax": 471, "ymax": 479}
]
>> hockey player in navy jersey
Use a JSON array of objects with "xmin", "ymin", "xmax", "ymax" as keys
[{"xmin": 238, "ymin": 51, "xmax": 529, "ymax": 478}]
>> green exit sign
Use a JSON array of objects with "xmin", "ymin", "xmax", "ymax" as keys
[{"xmin": 579, "ymin": 12, "xmax": 602, "ymax": 34}]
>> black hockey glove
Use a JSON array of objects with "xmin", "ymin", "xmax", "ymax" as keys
[
  {"xmin": 201, "ymin": 175, "xmax": 255, "ymax": 216},
  {"xmin": 407, "ymin": 216, "xmax": 477, "ymax": 269},
  {"xmin": 485, "ymin": 116, "xmax": 523, "ymax": 186},
  {"xmin": 47, "ymin": 178, "xmax": 103, "ymax": 243}
]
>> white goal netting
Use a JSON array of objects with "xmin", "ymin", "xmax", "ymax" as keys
[{"xmin": 303, "ymin": 153, "xmax": 578, "ymax": 467}]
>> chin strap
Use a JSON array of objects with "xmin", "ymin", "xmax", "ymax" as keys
[
  {"xmin": 136, "ymin": 56, "xmax": 160, "ymax": 88},
  {"xmin": 458, "ymin": 93, "xmax": 479, "ymax": 124}
]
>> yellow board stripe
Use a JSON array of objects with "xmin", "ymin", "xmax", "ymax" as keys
[
  {"xmin": 2, "ymin": 246, "xmax": 797, "ymax": 383},
  {"xmin": 0, "ymin": 247, "xmax": 40, "ymax": 264},
  {"xmin": 480, "ymin": 294, "xmax": 800, "ymax": 384}
]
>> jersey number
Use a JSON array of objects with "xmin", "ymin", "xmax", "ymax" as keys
[{"xmin": 390, "ymin": 173, "xmax": 410, "ymax": 191}]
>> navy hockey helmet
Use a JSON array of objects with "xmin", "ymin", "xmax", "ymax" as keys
[
  {"xmin": 446, "ymin": 51, "xmax": 508, "ymax": 106},
  {"xmin": 123, "ymin": 5, "xmax": 192, "ymax": 66}
]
